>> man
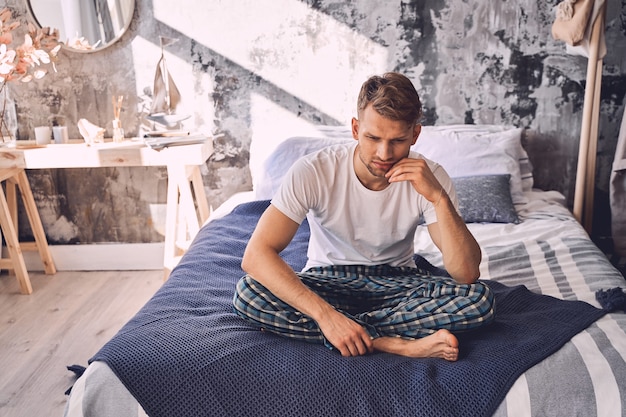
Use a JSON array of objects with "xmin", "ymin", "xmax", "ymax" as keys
[{"xmin": 233, "ymin": 72, "xmax": 494, "ymax": 361}]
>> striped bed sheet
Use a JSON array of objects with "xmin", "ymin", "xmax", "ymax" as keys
[
  {"xmin": 63, "ymin": 190, "xmax": 626, "ymax": 417},
  {"xmin": 415, "ymin": 190, "xmax": 626, "ymax": 417}
]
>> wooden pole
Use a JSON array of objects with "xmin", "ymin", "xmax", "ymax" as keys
[
  {"xmin": 572, "ymin": 2, "xmax": 606, "ymax": 233},
  {"xmin": 583, "ymin": 59, "xmax": 603, "ymax": 232}
]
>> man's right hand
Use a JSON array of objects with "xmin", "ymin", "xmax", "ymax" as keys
[{"xmin": 316, "ymin": 309, "xmax": 374, "ymax": 357}]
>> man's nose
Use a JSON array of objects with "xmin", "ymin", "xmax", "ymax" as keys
[{"xmin": 377, "ymin": 143, "xmax": 392, "ymax": 160}]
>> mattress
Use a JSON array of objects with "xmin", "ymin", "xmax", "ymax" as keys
[
  {"xmin": 64, "ymin": 126, "xmax": 626, "ymax": 416},
  {"xmin": 63, "ymin": 190, "xmax": 626, "ymax": 417}
]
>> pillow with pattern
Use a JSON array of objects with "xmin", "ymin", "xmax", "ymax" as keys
[{"xmin": 452, "ymin": 174, "xmax": 520, "ymax": 223}]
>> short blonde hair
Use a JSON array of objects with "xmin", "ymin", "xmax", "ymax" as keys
[{"xmin": 357, "ymin": 72, "xmax": 423, "ymax": 124}]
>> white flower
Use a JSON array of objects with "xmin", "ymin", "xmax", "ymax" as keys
[
  {"xmin": 0, "ymin": 43, "xmax": 16, "ymax": 81},
  {"xmin": 0, "ymin": 8, "xmax": 59, "ymax": 83}
]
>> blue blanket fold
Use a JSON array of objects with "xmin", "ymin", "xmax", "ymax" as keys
[{"xmin": 92, "ymin": 200, "xmax": 608, "ymax": 417}]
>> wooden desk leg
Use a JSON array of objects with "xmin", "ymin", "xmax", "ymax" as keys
[
  {"xmin": 7, "ymin": 177, "xmax": 17, "ymax": 232},
  {"xmin": 16, "ymin": 171, "xmax": 56, "ymax": 275},
  {"xmin": 163, "ymin": 165, "xmax": 181, "ymax": 280},
  {"xmin": 4, "ymin": 177, "xmax": 18, "ymax": 275},
  {"xmin": 190, "ymin": 166, "xmax": 210, "ymax": 224},
  {"xmin": 163, "ymin": 164, "xmax": 205, "ymax": 280},
  {"xmin": 178, "ymin": 167, "xmax": 200, "ymax": 239},
  {"xmin": 0, "ymin": 185, "xmax": 32, "ymax": 294}
]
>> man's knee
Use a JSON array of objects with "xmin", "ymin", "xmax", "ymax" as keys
[
  {"xmin": 232, "ymin": 275, "xmax": 260, "ymax": 319},
  {"xmin": 472, "ymin": 281, "xmax": 496, "ymax": 324}
]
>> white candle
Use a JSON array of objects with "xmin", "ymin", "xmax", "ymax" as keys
[
  {"xmin": 53, "ymin": 126, "xmax": 69, "ymax": 144},
  {"xmin": 34, "ymin": 126, "xmax": 51, "ymax": 145}
]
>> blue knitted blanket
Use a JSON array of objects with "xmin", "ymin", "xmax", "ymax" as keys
[{"xmin": 92, "ymin": 200, "xmax": 608, "ymax": 417}]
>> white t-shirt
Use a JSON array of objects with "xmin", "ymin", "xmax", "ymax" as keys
[{"xmin": 271, "ymin": 142, "xmax": 458, "ymax": 270}]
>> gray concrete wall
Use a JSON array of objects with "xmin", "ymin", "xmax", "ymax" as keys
[{"xmin": 4, "ymin": 0, "xmax": 626, "ymax": 245}]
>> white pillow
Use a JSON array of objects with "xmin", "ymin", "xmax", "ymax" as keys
[
  {"xmin": 253, "ymin": 125, "xmax": 532, "ymax": 204},
  {"xmin": 412, "ymin": 126, "xmax": 529, "ymax": 204},
  {"xmin": 250, "ymin": 126, "xmax": 352, "ymax": 196},
  {"xmin": 255, "ymin": 136, "xmax": 352, "ymax": 200}
]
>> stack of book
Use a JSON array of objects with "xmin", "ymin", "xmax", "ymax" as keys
[{"xmin": 143, "ymin": 131, "xmax": 207, "ymax": 150}]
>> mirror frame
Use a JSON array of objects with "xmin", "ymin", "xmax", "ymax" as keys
[{"xmin": 26, "ymin": 0, "xmax": 135, "ymax": 53}]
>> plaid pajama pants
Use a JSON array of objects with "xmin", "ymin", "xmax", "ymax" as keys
[{"xmin": 233, "ymin": 264, "xmax": 495, "ymax": 348}]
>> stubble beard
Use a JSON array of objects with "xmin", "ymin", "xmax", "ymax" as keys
[{"xmin": 358, "ymin": 150, "xmax": 392, "ymax": 179}]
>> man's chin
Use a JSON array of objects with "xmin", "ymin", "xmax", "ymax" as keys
[{"xmin": 367, "ymin": 166, "xmax": 391, "ymax": 179}]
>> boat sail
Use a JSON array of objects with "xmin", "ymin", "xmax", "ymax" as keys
[{"xmin": 147, "ymin": 36, "xmax": 190, "ymax": 128}]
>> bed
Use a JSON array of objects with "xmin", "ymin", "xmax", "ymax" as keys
[{"xmin": 63, "ymin": 125, "xmax": 626, "ymax": 417}]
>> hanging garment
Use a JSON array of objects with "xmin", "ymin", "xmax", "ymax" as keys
[
  {"xmin": 552, "ymin": 0, "xmax": 594, "ymax": 45},
  {"xmin": 552, "ymin": 0, "xmax": 606, "ymax": 58},
  {"xmin": 611, "ymin": 106, "xmax": 626, "ymax": 257}
]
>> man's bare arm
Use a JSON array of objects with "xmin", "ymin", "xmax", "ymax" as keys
[
  {"xmin": 241, "ymin": 205, "xmax": 374, "ymax": 356},
  {"xmin": 386, "ymin": 158, "xmax": 481, "ymax": 283},
  {"xmin": 426, "ymin": 194, "xmax": 481, "ymax": 283}
]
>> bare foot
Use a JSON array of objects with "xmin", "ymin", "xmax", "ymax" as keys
[{"xmin": 372, "ymin": 329, "xmax": 459, "ymax": 361}]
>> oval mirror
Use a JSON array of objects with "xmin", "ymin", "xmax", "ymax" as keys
[{"xmin": 27, "ymin": 0, "xmax": 135, "ymax": 52}]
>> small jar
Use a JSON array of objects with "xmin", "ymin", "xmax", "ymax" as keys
[{"xmin": 112, "ymin": 119, "xmax": 125, "ymax": 143}]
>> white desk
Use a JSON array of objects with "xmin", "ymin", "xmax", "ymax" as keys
[{"xmin": 0, "ymin": 138, "xmax": 214, "ymax": 285}]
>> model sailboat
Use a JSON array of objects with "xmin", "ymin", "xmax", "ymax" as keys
[
  {"xmin": 147, "ymin": 36, "xmax": 190, "ymax": 128},
  {"xmin": 143, "ymin": 36, "xmax": 207, "ymax": 149}
]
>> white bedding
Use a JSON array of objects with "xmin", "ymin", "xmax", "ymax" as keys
[
  {"xmin": 473, "ymin": 192, "xmax": 625, "ymax": 416},
  {"xmin": 65, "ymin": 189, "xmax": 626, "ymax": 417},
  {"xmin": 64, "ymin": 125, "xmax": 626, "ymax": 416},
  {"xmin": 212, "ymin": 188, "xmax": 626, "ymax": 417}
]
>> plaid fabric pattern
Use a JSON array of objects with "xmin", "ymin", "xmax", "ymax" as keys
[{"xmin": 233, "ymin": 264, "xmax": 495, "ymax": 348}]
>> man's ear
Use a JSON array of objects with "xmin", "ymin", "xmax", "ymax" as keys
[
  {"xmin": 351, "ymin": 117, "xmax": 359, "ymax": 141},
  {"xmin": 411, "ymin": 123, "xmax": 422, "ymax": 145}
]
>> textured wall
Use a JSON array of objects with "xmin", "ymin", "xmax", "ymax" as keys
[{"xmin": 5, "ymin": 0, "xmax": 626, "ymax": 245}]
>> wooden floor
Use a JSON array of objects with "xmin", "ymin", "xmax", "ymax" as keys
[{"xmin": 0, "ymin": 269, "xmax": 164, "ymax": 417}]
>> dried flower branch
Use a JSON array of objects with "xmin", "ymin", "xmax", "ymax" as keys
[
  {"xmin": 66, "ymin": 35, "xmax": 100, "ymax": 51},
  {"xmin": 0, "ymin": 7, "xmax": 61, "ymax": 141},
  {"xmin": 0, "ymin": 7, "xmax": 60, "ymax": 84}
]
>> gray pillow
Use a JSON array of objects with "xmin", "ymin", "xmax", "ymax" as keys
[{"xmin": 452, "ymin": 175, "xmax": 520, "ymax": 224}]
